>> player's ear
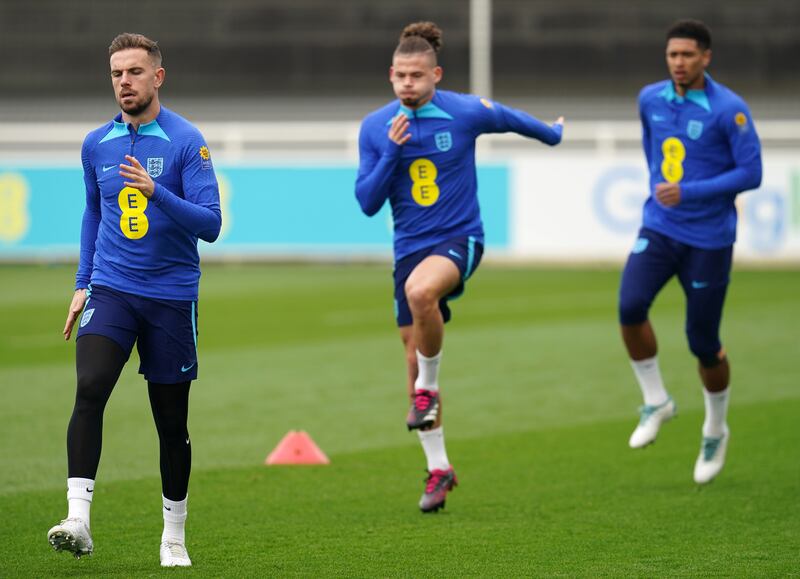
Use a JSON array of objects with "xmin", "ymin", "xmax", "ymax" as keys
[
  {"xmin": 154, "ymin": 67, "xmax": 165, "ymax": 88},
  {"xmin": 433, "ymin": 66, "xmax": 443, "ymax": 84},
  {"xmin": 702, "ymin": 49, "xmax": 712, "ymax": 68},
  {"xmin": 389, "ymin": 66, "xmax": 395, "ymax": 83}
]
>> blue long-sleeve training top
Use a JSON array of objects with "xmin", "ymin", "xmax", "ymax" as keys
[
  {"xmin": 76, "ymin": 106, "xmax": 222, "ymax": 300},
  {"xmin": 638, "ymin": 73, "xmax": 762, "ymax": 249},
  {"xmin": 356, "ymin": 89, "xmax": 562, "ymax": 260}
]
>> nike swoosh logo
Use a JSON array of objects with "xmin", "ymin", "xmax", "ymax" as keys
[
  {"xmin": 186, "ymin": 438, "xmax": 191, "ymax": 445},
  {"xmin": 86, "ymin": 488, "xmax": 94, "ymax": 493},
  {"xmin": 164, "ymin": 506, "xmax": 172, "ymax": 511},
  {"xmin": 651, "ymin": 114, "xmax": 666, "ymax": 122},
  {"xmin": 181, "ymin": 362, "xmax": 196, "ymax": 372},
  {"xmin": 691, "ymin": 281, "xmax": 709, "ymax": 289},
  {"xmin": 448, "ymin": 249, "xmax": 463, "ymax": 260},
  {"xmin": 102, "ymin": 164, "xmax": 117, "ymax": 172}
]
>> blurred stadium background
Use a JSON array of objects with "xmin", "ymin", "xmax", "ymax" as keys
[{"xmin": 1, "ymin": 0, "xmax": 799, "ymax": 263}]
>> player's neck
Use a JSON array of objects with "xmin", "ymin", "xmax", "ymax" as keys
[
  {"xmin": 674, "ymin": 75, "xmax": 706, "ymax": 97},
  {"xmin": 123, "ymin": 99, "xmax": 161, "ymax": 130},
  {"xmin": 406, "ymin": 90, "xmax": 436, "ymax": 111}
]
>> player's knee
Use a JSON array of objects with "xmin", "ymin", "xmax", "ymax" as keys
[
  {"xmin": 405, "ymin": 281, "xmax": 437, "ymax": 312},
  {"xmin": 697, "ymin": 355, "xmax": 724, "ymax": 368},
  {"xmin": 152, "ymin": 405, "xmax": 188, "ymax": 439},
  {"xmin": 160, "ymin": 423, "xmax": 189, "ymax": 443},
  {"xmin": 75, "ymin": 369, "xmax": 113, "ymax": 409},
  {"xmin": 687, "ymin": 333, "xmax": 721, "ymax": 367},
  {"xmin": 618, "ymin": 295, "xmax": 649, "ymax": 326}
]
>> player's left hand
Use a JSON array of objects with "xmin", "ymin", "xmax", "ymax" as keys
[
  {"xmin": 655, "ymin": 182, "xmax": 681, "ymax": 206},
  {"xmin": 119, "ymin": 155, "xmax": 155, "ymax": 198}
]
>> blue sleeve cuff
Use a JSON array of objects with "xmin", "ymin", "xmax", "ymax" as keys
[
  {"xmin": 680, "ymin": 182, "xmax": 697, "ymax": 201},
  {"xmin": 150, "ymin": 182, "xmax": 167, "ymax": 204},
  {"xmin": 382, "ymin": 140, "xmax": 402, "ymax": 158}
]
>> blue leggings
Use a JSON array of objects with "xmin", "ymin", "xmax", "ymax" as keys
[{"xmin": 619, "ymin": 228, "xmax": 732, "ymax": 364}]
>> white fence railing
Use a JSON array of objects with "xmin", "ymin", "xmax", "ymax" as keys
[{"xmin": 2, "ymin": 120, "xmax": 799, "ymax": 161}]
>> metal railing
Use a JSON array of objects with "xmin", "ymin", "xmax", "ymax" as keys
[{"xmin": 1, "ymin": 120, "xmax": 799, "ymax": 162}]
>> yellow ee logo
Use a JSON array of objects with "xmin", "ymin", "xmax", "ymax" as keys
[
  {"xmin": 409, "ymin": 159, "xmax": 440, "ymax": 207},
  {"xmin": 0, "ymin": 173, "xmax": 30, "ymax": 243},
  {"xmin": 660, "ymin": 137, "xmax": 686, "ymax": 184},
  {"xmin": 118, "ymin": 187, "xmax": 149, "ymax": 239}
]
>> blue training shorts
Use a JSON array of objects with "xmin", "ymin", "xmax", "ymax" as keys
[
  {"xmin": 618, "ymin": 227, "xmax": 732, "ymax": 360},
  {"xmin": 76, "ymin": 284, "xmax": 199, "ymax": 383},
  {"xmin": 393, "ymin": 235, "xmax": 484, "ymax": 327}
]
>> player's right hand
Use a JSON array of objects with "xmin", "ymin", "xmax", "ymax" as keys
[
  {"xmin": 63, "ymin": 289, "xmax": 88, "ymax": 341},
  {"xmin": 554, "ymin": 116, "xmax": 565, "ymax": 126},
  {"xmin": 389, "ymin": 113, "xmax": 412, "ymax": 146}
]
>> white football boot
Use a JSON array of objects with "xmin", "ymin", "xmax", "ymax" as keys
[
  {"xmin": 47, "ymin": 518, "xmax": 93, "ymax": 558},
  {"xmin": 693, "ymin": 425, "xmax": 730, "ymax": 484},
  {"xmin": 160, "ymin": 540, "xmax": 192, "ymax": 567},
  {"xmin": 628, "ymin": 397, "xmax": 677, "ymax": 448}
]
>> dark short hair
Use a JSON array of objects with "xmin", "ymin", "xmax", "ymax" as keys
[
  {"xmin": 108, "ymin": 33, "xmax": 162, "ymax": 66},
  {"xmin": 666, "ymin": 19, "xmax": 712, "ymax": 51}
]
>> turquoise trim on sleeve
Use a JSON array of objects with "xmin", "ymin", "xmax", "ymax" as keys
[
  {"xmin": 191, "ymin": 301, "xmax": 197, "ymax": 351},
  {"xmin": 138, "ymin": 119, "xmax": 171, "ymax": 141},
  {"xmin": 98, "ymin": 121, "xmax": 129, "ymax": 144},
  {"xmin": 464, "ymin": 235, "xmax": 476, "ymax": 280}
]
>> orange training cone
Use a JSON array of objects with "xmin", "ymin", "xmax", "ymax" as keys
[{"xmin": 265, "ymin": 430, "xmax": 330, "ymax": 465}]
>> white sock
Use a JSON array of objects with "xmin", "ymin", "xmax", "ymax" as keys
[
  {"xmin": 417, "ymin": 426, "xmax": 450, "ymax": 471},
  {"xmin": 702, "ymin": 387, "xmax": 730, "ymax": 438},
  {"xmin": 67, "ymin": 478, "xmax": 94, "ymax": 526},
  {"xmin": 630, "ymin": 356, "xmax": 669, "ymax": 406},
  {"xmin": 162, "ymin": 495, "xmax": 188, "ymax": 544},
  {"xmin": 415, "ymin": 350, "xmax": 442, "ymax": 392}
]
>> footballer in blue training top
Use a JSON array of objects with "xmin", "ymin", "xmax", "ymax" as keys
[
  {"xmin": 355, "ymin": 21, "xmax": 563, "ymax": 513},
  {"xmin": 49, "ymin": 33, "xmax": 221, "ymax": 567},
  {"xmin": 618, "ymin": 20, "xmax": 762, "ymax": 486}
]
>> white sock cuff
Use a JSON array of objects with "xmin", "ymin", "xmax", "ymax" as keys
[
  {"xmin": 704, "ymin": 387, "xmax": 730, "ymax": 399},
  {"xmin": 630, "ymin": 355, "xmax": 668, "ymax": 406},
  {"xmin": 417, "ymin": 425, "xmax": 444, "ymax": 441},
  {"xmin": 630, "ymin": 355, "xmax": 658, "ymax": 370},
  {"xmin": 702, "ymin": 386, "xmax": 730, "ymax": 438},
  {"xmin": 417, "ymin": 425, "xmax": 449, "ymax": 471},
  {"xmin": 163, "ymin": 495, "xmax": 188, "ymax": 522},
  {"xmin": 67, "ymin": 478, "xmax": 95, "ymax": 502},
  {"xmin": 416, "ymin": 349, "xmax": 442, "ymax": 363},
  {"xmin": 415, "ymin": 350, "xmax": 442, "ymax": 392}
]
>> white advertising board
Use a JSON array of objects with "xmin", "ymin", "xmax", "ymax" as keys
[{"xmin": 509, "ymin": 153, "xmax": 799, "ymax": 263}]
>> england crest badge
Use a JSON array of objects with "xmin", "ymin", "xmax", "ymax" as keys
[
  {"xmin": 147, "ymin": 157, "xmax": 164, "ymax": 178},
  {"xmin": 686, "ymin": 120, "xmax": 704, "ymax": 140},
  {"xmin": 80, "ymin": 308, "xmax": 95, "ymax": 328},
  {"xmin": 434, "ymin": 131, "xmax": 452, "ymax": 152}
]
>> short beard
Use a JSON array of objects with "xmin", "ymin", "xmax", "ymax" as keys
[
  {"xmin": 120, "ymin": 94, "xmax": 153, "ymax": 118},
  {"xmin": 676, "ymin": 73, "xmax": 702, "ymax": 91},
  {"xmin": 400, "ymin": 96, "xmax": 420, "ymax": 107}
]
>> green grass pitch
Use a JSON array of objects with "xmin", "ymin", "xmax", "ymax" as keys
[{"xmin": 1, "ymin": 263, "xmax": 798, "ymax": 577}]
